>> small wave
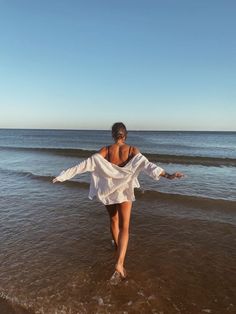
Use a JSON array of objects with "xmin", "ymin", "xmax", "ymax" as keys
[
  {"xmin": 0, "ymin": 168, "xmax": 53, "ymax": 181},
  {"xmin": 0, "ymin": 167, "xmax": 90, "ymax": 188},
  {"xmin": 0, "ymin": 146, "xmax": 95, "ymax": 158},
  {"xmin": 0, "ymin": 146, "xmax": 236, "ymax": 167},
  {"xmin": 145, "ymin": 153, "xmax": 236, "ymax": 167},
  {"xmin": 136, "ymin": 189, "xmax": 236, "ymax": 211}
]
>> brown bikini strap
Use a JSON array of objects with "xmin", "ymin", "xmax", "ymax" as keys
[
  {"xmin": 107, "ymin": 146, "xmax": 110, "ymax": 161},
  {"xmin": 128, "ymin": 145, "xmax": 132, "ymax": 158}
]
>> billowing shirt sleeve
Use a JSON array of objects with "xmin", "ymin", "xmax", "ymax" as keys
[
  {"xmin": 55, "ymin": 156, "xmax": 95, "ymax": 182},
  {"xmin": 141, "ymin": 156, "xmax": 164, "ymax": 180}
]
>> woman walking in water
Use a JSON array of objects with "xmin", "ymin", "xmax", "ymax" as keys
[{"xmin": 53, "ymin": 122, "xmax": 183, "ymax": 283}]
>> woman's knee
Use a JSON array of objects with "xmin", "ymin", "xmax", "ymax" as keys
[{"xmin": 111, "ymin": 213, "xmax": 119, "ymax": 225}]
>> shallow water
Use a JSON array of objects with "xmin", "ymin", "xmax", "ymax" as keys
[
  {"xmin": 0, "ymin": 170, "xmax": 235, "ymax": 313},
  {"xmin": 0, "ymin": 129, "xmax": 236, "ymax": 313}
]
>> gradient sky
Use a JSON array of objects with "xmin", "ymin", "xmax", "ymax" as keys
[{"xmin": 0, "ymin": 0, "xmax": 235, "ymax": 130}]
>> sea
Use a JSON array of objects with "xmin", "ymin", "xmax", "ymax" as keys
[{"xmin": 0, "ymin": 129, "xmax": 235, "ymax": 314}]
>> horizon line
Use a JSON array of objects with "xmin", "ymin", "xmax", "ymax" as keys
[{"xmin": 0, "ymin": 127, "xmax": 235, "ymax": 132}]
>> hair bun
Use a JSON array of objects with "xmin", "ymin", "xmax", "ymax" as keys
[{"xmin": 111, "ymin": 122, "xmax": 127, "ymax": 140}]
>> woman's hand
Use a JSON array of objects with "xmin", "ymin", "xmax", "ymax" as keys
[
  {"xmin": 172, "ymin": 172, "xmax": 185, "ymax": 179},
  {"xmin": 52, "ymin": 177, "xmax": 59, "ymax": 183},
  {"xmin": 161, "ymin": 171, "xmax": 185, "ymax": 179}
]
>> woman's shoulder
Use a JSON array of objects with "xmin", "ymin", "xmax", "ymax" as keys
[
  {"xmin": 130, "ymin": 146, "xmax": 140, "ymax": 156},
  {"xmin": 98, "ymin": 146, "xmax": 108, "ymax": 158}
]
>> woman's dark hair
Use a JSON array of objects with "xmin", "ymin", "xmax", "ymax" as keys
[{"xmin": 111, "ymin": 122, "xmax": 128, "ymax": 140}]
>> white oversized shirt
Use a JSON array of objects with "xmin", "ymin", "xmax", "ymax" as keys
[{"xmin": 55, "ymin": 153, "xmax": 163, "ymax": 205}]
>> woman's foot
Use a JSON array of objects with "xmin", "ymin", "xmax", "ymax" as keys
[
  {"xmin": 115, "ymin": 264, "xmax": 127, "ymax": 279},
  {"xmin": 109, "ymin": 268, "xmax": 127, "ymax": 285},
  {"xmin": 111, "ymin": 239, "xmax": 118, "ymax": 250},
  {"xmin": 109, "ymin": 270, "xmax": 122, "ymax": 285}
]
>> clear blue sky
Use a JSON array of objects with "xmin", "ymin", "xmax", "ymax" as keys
[{"xmin": 0, "ymin": 0, "xmax": 235, "ymax": 130}]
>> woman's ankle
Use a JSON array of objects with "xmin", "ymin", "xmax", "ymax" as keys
[
  {"xmin": 115, "ymin": 263, "xmax": 124, "ymax": 273},
  {"xmin": 115, "ymin": 263, "xmax": 127, "ymax": 278}
]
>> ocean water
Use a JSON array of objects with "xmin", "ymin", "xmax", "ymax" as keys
[{"xmin": 0, "ymin": 129, "xmax": 235, "ymax": 314}]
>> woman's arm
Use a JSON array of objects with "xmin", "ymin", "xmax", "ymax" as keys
[
  {"xmin": 52, "ymin": 156, "xmax": 95, "ymax": 183},
  {"xmin": 131, "ymin": 146, "xmax": 140, "ymax": 156},
  {"xmin": 142, "ymin": 156, "xmax": 184, "ymax": 180}
]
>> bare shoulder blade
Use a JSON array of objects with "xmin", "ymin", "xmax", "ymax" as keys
[
  {"xmin": 98, "ymin": 146, "xmax": 108, "ymax": 158},
  {"xmin": 132, "ymin": 146, "xmax": 140, "ymax": 156}
]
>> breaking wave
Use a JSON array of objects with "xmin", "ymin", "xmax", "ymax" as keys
[{"xmin": 1, "ymin": 146, "xmax": 236, "ymax": 167}]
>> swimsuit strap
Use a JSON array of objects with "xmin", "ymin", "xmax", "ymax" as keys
[
  {"xmin": 107, "ymin": 145, "xmax": 110, "ymax": 161},
  {"xmin": 128, "ymin": 145, "xmax": 132, "ymax": 158}
]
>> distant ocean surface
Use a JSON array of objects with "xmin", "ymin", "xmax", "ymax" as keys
[
  {"xmin": 1, "ymin": 129, "xmax": 235, "ymax": 200},
  {"xmin": 0, "ymin": 129, "xmax": 235, "ymax": 314}
]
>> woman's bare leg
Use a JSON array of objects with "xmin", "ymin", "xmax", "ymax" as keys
[
  {"xmin": 106, "ymin": 204, "xmax": 119, "ymax": 249},
  {"xmin": 115, "ymin": 201, "xmax": 132, "ymax": 277}
]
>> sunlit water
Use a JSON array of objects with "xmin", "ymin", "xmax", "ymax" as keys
[{"xmin": 0, "ymin": 129, "xmax": 235, "ymax": 313}]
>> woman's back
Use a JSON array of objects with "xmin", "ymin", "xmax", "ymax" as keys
[{"xmin": 99, "ymin": 144, "xmax": 139, "ymax": 167}]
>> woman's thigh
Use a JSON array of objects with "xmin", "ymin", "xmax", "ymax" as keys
[
  {"xmin": 117, "ymin": 201, "xmax": 132, "ymax": 228},
  {"xmin": 105, "ymin": 204, "xmax": 118, "ymax": 220}
]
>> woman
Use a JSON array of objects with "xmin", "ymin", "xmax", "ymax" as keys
[{"xmin": 53, "ymin": 122, "xmax": 184, "ymax": 282}]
